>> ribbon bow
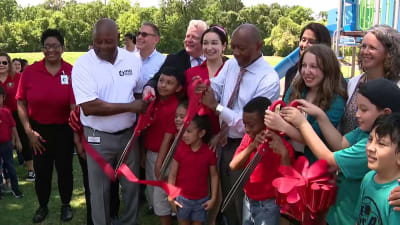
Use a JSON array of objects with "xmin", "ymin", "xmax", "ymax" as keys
[{"xmin": 272, "ymin": 156, "xmax": 337, "ymax": 224}]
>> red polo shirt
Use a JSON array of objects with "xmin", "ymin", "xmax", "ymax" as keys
[
  {"xmin": 0, "ymin": 107, "xmax": 15, "ymax": 143},
  {"xmin": 144, "ymin": 94, "xmax": 178, "ymax": 152},
  {"xmin": 0, "ymin": 73, "xmax": 20, "ymax": 111},
  {"xmin": 184, "ymin": 60, "xmax": 225, "ymax": 135},
  {"xmin": 233, "ymin": 133, "xmax": 295, "ymax": 201},
  {"xmin": 174, "ymin": 142, "xmax": 217, "ymax": 200},
  {"xmin": 16, "ymin": 59, "xmax": 74, "ymax": 124}
]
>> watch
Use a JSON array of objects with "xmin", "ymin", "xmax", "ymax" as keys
[{"xmin": 216, "ymin": 104, "xmax": 224, "ymax": 113}]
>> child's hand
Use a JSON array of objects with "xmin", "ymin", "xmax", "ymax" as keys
[
  {"xmin": 265, "ymin": 131, "xmax": 286, "ymax": 156},
  {"xmin": 281, "ymin": 107, "xmax": 307, "ymax": 128},
  {"xmin": 295, "ymin": 99, "xmax": 324, "ymax": 118},
  {"xmin": 168, "ymin": 196, "xmax": 183, "ymax": 213},
  {"xmin": 202, "ymin": 198, "xmax": 216, "ymax": 211},
  {"xmin": 264, "ymin": 109, "xmax": 290, "ymax": 132},
  {"xmin": 154, "ymin": 162, "xmax": 161, "ymax": 180},
  {"xmin": 249, "ymin": 131, "xmax": 267, "ymax": 150}
]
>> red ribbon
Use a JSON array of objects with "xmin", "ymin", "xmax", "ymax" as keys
[
  {"xmin": 184, "ymin": 78, "xmax": 210, "ymax": 127},
  {"xmin": 272, "ymin": 156, "xmax": 337, "ymax": 224},
  {"xmin": 117, "ymin": 164, "xmax": 181, "ymax": 199},
  {"xmin": 70, "ymin": 96, "xmax": 181, "ymax": 197}
]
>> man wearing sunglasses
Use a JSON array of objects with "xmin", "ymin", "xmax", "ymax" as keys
[
  {"xmin": 142, "ymin": 19, "xmax": 208, "ymax": 98},
  {"xmin": 135, "ymin": 22, "xmax": 166, "ymax": 86}
]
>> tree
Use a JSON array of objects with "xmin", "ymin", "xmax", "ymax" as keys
[{"xmin": 265, "ymin": 17, "xmax": 301, "ymax": 56}]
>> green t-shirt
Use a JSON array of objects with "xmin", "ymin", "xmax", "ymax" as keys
[
  {"xmin": 326, "ymin": 127, "xmax": 370, "ymax": 225},
  {"xmin": 356, "ymin": 170, "xmax": 400, "ymax": 225}
]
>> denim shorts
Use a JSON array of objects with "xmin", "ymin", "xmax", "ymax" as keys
[
  {"xmin": 176, "ymin": 195, "xmax": 209, "ymax": 223},
  {"xmin": 243, "ymin": 195, "xmax": 280, "ymax": 225}
]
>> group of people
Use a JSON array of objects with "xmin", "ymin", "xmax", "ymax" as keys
[{"xmin": 1, "ymin": 16, "xmax": 400, "ymax": 225}]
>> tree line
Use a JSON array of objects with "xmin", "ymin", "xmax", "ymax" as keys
[{"xmin": 0, "ymin": 0, "xmax": 326, "ymax": 56}]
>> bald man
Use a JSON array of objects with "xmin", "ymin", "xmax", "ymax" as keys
[
  {"xmin": 72, "ymin": 18, "xmax": 146, "ymax": 225},
  {"xmin": 199, "ymin": 24, "xmax": 280, "ymax": 225}
]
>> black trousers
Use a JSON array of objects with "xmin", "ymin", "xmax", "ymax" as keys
[
  {"xmin": 31, "ymin": 121, "xmax": 74, "ymax": 208},
  {"xmin": 78, "ymin": 154, "xmax": 120, "ymax": 225},
  {"xmin": 12, "ymin": 111, "xmax": 32, "ymax": 161}
]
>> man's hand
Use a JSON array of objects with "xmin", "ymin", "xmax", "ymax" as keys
[
  {"xmin": 28, "ymin": 130, "xmax": 46, "ymax": 155},
  {"xmin": 281, "ymin": 107, "xmax": 308, "ymax": 128},
  {"xmin": 201, "ymin": 87, "xmax": 218, "ymax": 111},
  {"xmin": 143, "ymin": 86, "xmax": 156, "ymax": 101},
  {"xmin": 130, "ymin": 99, "xmax": 148, "ymax": 114}
]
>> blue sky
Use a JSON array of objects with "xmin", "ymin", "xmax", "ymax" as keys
[{"xmin": 16, "ymin": 0, "xmax": 339, "ymax": 14}]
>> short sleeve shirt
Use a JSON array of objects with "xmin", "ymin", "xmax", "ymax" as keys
[
  {"xmin": 356, "ymin": 171, "xmax": 400, "ymax": 225},
  {"xmin": 174, "ymin": 142, "xmax": 217, "ymax": 200},
  {"xmin": 326, "ymin": 128, "xmax": 370, "ymax": 225},
  {"xmin": 0, "ymin": 107, "xmax": 16, "ymax": 143},
  {"xmin": 233, "ymin": 134, "xmax": 294, "ymax": 200},
  {"xmin": 72, "ymin": 48, "xmax": 143, "ymax": 133},
  {"xmin": 16, "ymin": 60, "xmax": 74, "ymax": 124},
  {"xmin": 144, "ymin": 95, "xmax": 178, "ymax": 152},
  {"xmin": 0, "ymin": 73, "xmax": 20, "ymax": 111}
]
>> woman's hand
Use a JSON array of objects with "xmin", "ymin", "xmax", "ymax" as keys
[
  {"xmin": 28, "ymin": 130, "xmax": 46, "ymax": 155},
  {"xmin": 295, "ymin": 99, "xmax": 324, "ymax": 118},
  {"xmin": 281, "ymin": 107, "xmax": 308, "ymax": 128},
  {"xmin": 264, "ymin": 109, "xmax": 290, "ymax": 132}
]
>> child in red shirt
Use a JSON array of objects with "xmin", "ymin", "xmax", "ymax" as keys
[
  {"xmin": 0, "ymin": 86, "xmax": 23, "ymax": 198},
  {"xmin": 168, "ymin": 115, "xmax": 219, "ymax": 225},
  {"xmin": 143, "ymin": 66, "xmax": 185, "ymax": 225},
  {"xmin": 230, "ymin": 97, "xmax": 294, "ymax": 225}
]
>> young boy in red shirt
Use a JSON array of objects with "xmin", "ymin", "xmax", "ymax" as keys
[
  {"xmin": 143, "ymin": 66, "xmax": 185, "ymax": 225},
  {"xmin": 230, "ymin": 97, "xmax": 294, "ymax": 225},
  {"xmin": 0, "ymin": 86, "xmax": 23, "ymax": 198}
]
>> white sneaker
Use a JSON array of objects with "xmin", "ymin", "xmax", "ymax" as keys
[{"xmin": 26, "ymin": 170, "xmax": 35, "ymax": 182}]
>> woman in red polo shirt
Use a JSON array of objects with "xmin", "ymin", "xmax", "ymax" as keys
[
  {"xmin": 16, "ymin": 29, "xmax": 75, "ymax": 224},
  {"xmin": 0, "ymin": 52, "xmax": 33, "ymax": 182},
  {"xmin": 185, "ymin": 26, "xmax": 228, "ymax": 136}
]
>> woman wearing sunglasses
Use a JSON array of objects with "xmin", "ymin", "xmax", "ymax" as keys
[{"xmin": 16, "ymin": 29, "xmax": 77, "ymax": 223}]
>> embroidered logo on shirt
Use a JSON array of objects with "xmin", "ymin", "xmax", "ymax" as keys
[
  {"xmin": 119, "ymin": 69, "xmax": 133, "ymax": 76},
  {"xmin": 7, "ymin": 82, "xmax": 13, "ymax": 88}
]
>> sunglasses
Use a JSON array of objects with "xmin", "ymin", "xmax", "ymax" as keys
[
  {"xmin": 0, "ymin": 61, "xmax": 8, "ymax": 66},
  {"xmin": 137, "ymin": 31, "xmax": 156, "ymax": 38}
]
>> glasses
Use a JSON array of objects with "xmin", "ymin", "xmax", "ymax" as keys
[
  {"xmin": 0, "ymin": 61, "xmax": 8, "ymax": 65},
  {"xmin": 42, "ymin": 44, "xmax": 62, "ymax": 51},
  {"xmin": 137, "ymin": 31, "xmax": 156, "ymax": 38}
]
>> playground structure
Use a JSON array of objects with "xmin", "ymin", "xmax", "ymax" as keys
[{"xmin": 274, "ymin": 0, "xmax": 400, "ymax": 79}]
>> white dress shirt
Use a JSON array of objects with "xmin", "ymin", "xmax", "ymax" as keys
[
  {"xmin": 190, "ymin": 55, "xmax": 206, "ymax": 67},
  {"xmin": 211, "ymin": 56, "xmax": 280, "ymax": 139},
  {"xmin": 72, "ymin": 48, "xmax": 143, "ymax": 133}
]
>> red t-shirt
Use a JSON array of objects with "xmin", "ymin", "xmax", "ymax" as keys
[
  {"xmin": 0, "ymin": 107, "xmax": 15, "ymax": 143},
  {"xmin": 0, "ymin": 73, "xmax": 20, "ymax": 111},
  {"xmin": 234, "ymin": 133, "xmax": 295, "ymax": 201},
  {"xmin": 15, "ymin": 59, "xmax": 75, "ymax": 124},
  {"xmin": 174, "ymin": 142, "xmax": 217, "ymax": 200},
  {"xmin": 144, "ymin": 94, "xmax": 178, "ymax": 152},
  {"xmin": 184, "ymin": 60, "xmax": 224, "ymax": 135}
]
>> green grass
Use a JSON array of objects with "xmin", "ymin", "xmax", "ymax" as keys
[{"xmin": 0, "ymin": 154, "xmax": 165, "ymax": 225}]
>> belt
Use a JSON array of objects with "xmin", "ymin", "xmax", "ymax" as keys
[{"xmin": 84, "ymin": 126, "xmax": 132, "ymax": 135}]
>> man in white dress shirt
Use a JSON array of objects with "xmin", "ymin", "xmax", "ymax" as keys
[
  {"xmin": 200, "ymin": 24, "xmax": 280, "ymax": 225},
  {"xmin": 72, "ymin": 18, "xmax": 146, "ymax": 225}
]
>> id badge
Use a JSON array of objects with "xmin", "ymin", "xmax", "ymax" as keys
[
  {"xmin": 61, "ymin": 75, "xmax": 69, "ymax": 85},
  {"xmin": 88, "ymin": 136, "xmax": 101, "ymax": 145}
]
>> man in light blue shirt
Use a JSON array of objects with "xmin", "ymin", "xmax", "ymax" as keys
[{"xmin": 135, "ymin": 22, "xmax": 166, "ymax": 86}]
